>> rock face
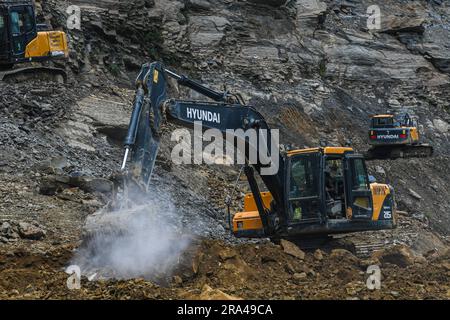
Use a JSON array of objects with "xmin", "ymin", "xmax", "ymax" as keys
[{"xmin": 24, "ymin": 1, "xmax": 450, "ymax": 239}]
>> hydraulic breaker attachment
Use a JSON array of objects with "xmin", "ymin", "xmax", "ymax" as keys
[{"xmin": 121, "ymin": 62, "xmax": 168, "ymax": 191}]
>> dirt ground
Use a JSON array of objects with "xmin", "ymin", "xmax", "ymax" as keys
[{"xmin": 0, "ymin": 236, "xmax": 449, "ymax": 300}]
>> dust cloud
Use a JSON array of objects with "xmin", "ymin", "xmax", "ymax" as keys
[{"xmin": 71, "ymin": 191, "xmax": 190, "ymax": 283}]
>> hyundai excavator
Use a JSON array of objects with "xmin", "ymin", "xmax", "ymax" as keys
[
  {"xmin": 365, "ymin": 113, "xmax": 433, "ymax": 160},
  {"xmin": 0, "ymin": 0, "xmax": 68, "ymax": 82},
  {"xmin": 119, "ymin": 61, "xmax": 397, "ymax": 242}
]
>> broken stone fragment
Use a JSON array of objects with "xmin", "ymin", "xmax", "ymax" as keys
[
  {"xmin": 39, "ymin": 175, "xmax": 113, "ymax": 195},
  {"xmin": 17, "ymin": 222, "xmax": 46, "ymax": 240},
  {"xmin": 408, "ymin": 188, "xmax": 422, "ymax": 200},
  {"xmin": 284, "ymin": 262, "xmax": 296, "ymax": 274},
  {"xmin": 69, "ymin": 176, "xmax": 113, "ymax": 194},
  {"xmin": 0, "ymin": 221, "xmax": 20, "ymax": 241},
  {"xmin": 218, "ymin": 248, "xmax": 237, "ymax": 261},
  {"xmin": 199, "ymin": 284, "xmax": 242, "ymax": 300},
  {"xmin": 293, "ymin": 272, "xmax": 307, "ymax": 280},
  {"xmin": 375, "ymin": 166, "xmax": 385, "ymax": 175},
  {"xmin": 314, "ymin": 249, "xmax": 324, "ymax": 261},
  {"xmin": 280, "ymin": 239, "xmax": 305, "ymax": 260},
  {"xmin": 330, "ymin": 249, "xmax": 359, "ymax": 265},
  {"xmin": 172, "ymin": 275, "xmax": 183, "ymax": 286},
  {"xmin": 372, "ymin": 245, "xmax": 418, "ymax": 268},
  {"xmin": 247, "ymin": 0, "xmax": 287, "ymax": 7}
]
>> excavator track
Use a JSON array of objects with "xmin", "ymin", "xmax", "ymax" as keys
[
  {"xmin": 0, "ymin": 66, "xmax": 67, "ymax": 84},
  {"xmin": 364, "ymin": 144, "xmax": 433, "ymax": 160},
  {"xmin": 285, "ymin": 236, "xmax": 388, "ymax": 258}
]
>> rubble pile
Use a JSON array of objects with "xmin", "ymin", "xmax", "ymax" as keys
[{"xmin": 0, "ymin": 239, "xmax": 448, "ymax": 300}]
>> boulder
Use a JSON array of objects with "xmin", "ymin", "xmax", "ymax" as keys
[
  {"xmin": 69, "ymin": 176, "xmax": 114, "ymax": 194},
  {"xmin": 39, "ymin": 174, "xmax": 113, "ymax": 195},
  {"xmin": 381, "ymin": 16, "xmax": 425, "ymax": 34},
  {"xmin": 280, "ymin": 239, "xmax": 305, "ymax": 260},
  {"xmin": 293, "ymin": 272, "xmax": 307, "ymax": 280},
  {"xmin": 199, "ymin": 285, "xmax": 242, "ymax": 300},
  {"xmin": 372, "ymin": 245, "xmax": 417, "ymax": 268},
  {"xmin": 17, "ymin": 222, "xmax": 46, "ymax": 240},
  {"xmin": 330, "ymin": 249, "xmax": 359, "ymax": 265},
  {"xmin": 39, "ymin": 174, "xmax": 71, "ymax": 195},
  {"xmin": 408, "ymin": 188, "xmax": 422, "ymax": 200},
  {"xmin": 314, "ymin": 249, "xmax": 324, "ymax": 261},
  {"xmin": 0, "ymin": 221, "xmax": 19, "ymax": 241},
  {"xmin": 433, "ymin": 119, "xmax": 449, "ymax": 134}
]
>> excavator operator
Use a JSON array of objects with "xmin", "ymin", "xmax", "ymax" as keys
[{"xmin": 325, "ymin": 159, "xmax": 345, "ymax": 218}]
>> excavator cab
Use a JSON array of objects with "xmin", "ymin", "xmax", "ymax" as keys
[
  {"xmin": 0, "ymin": 1, "xmax": 37, "ymax": 67},
  {"xmin": 233, "ymin": 147, "xmax": 396, "ymax": 239},
  {"xmin": 8, "ymin": 4, "xmax": 37, "ymax": 60}
]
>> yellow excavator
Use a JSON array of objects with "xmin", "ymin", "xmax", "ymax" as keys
[
  {"xmin": 0, "ymin": 0, "xmax": 68, "ymax": 82},
  {"xmin": 118, "ymin": 62, "xmax": 397, "ymax": 244},
  {"xmin": 365, "ymin": 113, "xmax": 433, "ymax": 160}
]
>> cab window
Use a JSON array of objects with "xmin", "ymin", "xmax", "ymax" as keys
[
  {"xmin": 10, "ymin": 7, "xmax": 34, "ymax": 35},
  {"xmin": 372, "ymin": 117, "xmax": 394, "ymax": 128},
  {"xmin": 0, "ymin": 14, "xmax": 5, "ymax": 41},
  {"xmin": 10, "ymin": 11, "xmax": 20, "ymax": 34},
  {"xmin": 288, "ymin": 154, "xmax": 321, "ymax": 222},
  {"xmin": 0, "ymin": 15, "xmax": 5, "ymax": 31},
  {"xmin": 290, "ymin": 157, "xmax": 319, "ymax": 198},
  {"xmin": 352, "ymin": 159, "xmax": 369, "ymax": 190}
]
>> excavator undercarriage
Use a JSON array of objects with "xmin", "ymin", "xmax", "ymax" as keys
[
  {"xmin": 0, "ymin": 65, "xmax": 67, "ymax": 83},
  {"xmin": 364, "ymin": 144, "xmax": 434, "ymax": 160}
]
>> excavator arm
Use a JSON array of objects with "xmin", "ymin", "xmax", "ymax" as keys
[{"xmin": 121, "ymin": 62, "xmax": 286, "ymax": 235}]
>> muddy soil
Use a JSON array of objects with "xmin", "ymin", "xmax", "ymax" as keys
[{"xmin": 0, "ymin": 235, "xmax": 449, "ymax": 300}]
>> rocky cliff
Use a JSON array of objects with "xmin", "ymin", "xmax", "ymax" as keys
[{"xmin": 44, "ymin": 0, "xmax": 450, "ymax": 234}]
